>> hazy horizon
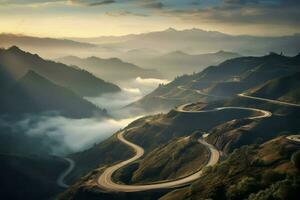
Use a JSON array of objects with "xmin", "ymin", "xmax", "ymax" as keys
[{"xmin": 1, "ymin": 0, "xmax": 300, "ymax": 37}]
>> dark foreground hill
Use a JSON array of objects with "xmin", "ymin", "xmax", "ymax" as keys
[
  {"xmin": 0, "ymin": 154, "xmax": 68, "ymax": 200},
  {"xmin": 0, "ymin": 46, "xmax": 120, "ymax": 97}
]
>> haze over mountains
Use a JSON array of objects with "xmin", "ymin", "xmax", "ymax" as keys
[
  {"xmin": 56, "ymin": 55, "xmax": 161, "ymax": 82},
  {"xmin": 0, "ymin": 46, "xmax": 120, "ymax": 97},
  {"xmin": 73, "ymin": 28, "xmax": 300, "ymax": 56}
]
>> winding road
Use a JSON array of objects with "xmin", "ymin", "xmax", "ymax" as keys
[
  {"xmin": 57, "ymin": 158, "xmax": 75, "ymax": 188},
  {"xmin": 96, "ymin": 103, "xmax": 272, "ymax": 192},
  {"xmin": 58, "ymin": 84, "xmax": 298, "ymax": 192},
  {"xmin": 286, "ymin": 135, "xmax": 300, "ymax": 143},
  {"xmin": 97, "ymin": 129, "xmax": 220, "ymax": 192}
]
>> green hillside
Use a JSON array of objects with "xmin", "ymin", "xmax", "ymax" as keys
[{"xmin": 161, "ymin": 136, "xmax": 300, "ymax": 200}]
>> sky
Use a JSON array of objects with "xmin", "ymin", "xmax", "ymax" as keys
[{"xmin": 0, "ymin": 0, "xmax": 299, "ymax": 37}]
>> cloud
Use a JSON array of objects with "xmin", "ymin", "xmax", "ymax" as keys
[
  {"xmin": 69, "ymin": 0, "xmax": 115, "ymax": 6},
  {"xmin": 159, "ymin": 0, "xmax": 300, "ymax": 28},
  {"xmin": 0, "ymin": 0, "xmax": 64, "ymax": 5},
  {"xmin": 143, "ymin": 1, "xmax": 164, "ymax": 9},
  {"xmin": 135, "ymin": 76, "xmax": 169, "ymax": 86},
  {"xmin": 106, "ymin": 10, "xmax": 148, "ymax": 17},
  {"xmin": 11, "ymin": 113, "xmax": 141, "ymax": 155}
]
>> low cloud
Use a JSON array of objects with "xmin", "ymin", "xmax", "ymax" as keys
[
  {"xmin": 135, "ymin": 76, "xmax": 169, "ymax": 87},
  {"xmin": 13, "ymin": 113, "xmax": 141, "ymax": 155}
]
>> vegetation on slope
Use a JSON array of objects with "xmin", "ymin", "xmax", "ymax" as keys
[
  {"xmin": 250, "ymin": 72, "xmax": 300, "ymax": 104},
  {"xmin": 161, "ymin": 136, "xmax": 300, "ymax": 200},
  {"xmin": 114, "ymin": 134, "xmax": 209, "ymax": 184}
]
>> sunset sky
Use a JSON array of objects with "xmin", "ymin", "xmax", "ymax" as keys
[{"xmin": 0, "ymin": 0, "xmax": 299, "ymax": 37}]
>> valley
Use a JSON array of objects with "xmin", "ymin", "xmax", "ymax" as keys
[{"xmin": 1, "ymin": 3, "xmax": 300, "ymax": 199}]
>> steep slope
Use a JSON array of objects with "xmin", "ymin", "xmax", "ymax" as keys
[
  {"xmin": 161, "ymin": 136, "xmax": 300, "ymax": 200},
  {"xmin": 130, "ymin": 53, "xmax": 300, "ymax": 112},
  {"xmin": 56, "ymin": 55, "xmax": 160, "ymax": 81},
  {"xmin": 0, "ymin": 154, "xmax": 68, "ymax": 200},
  {"xmin": 250, "ymin": 72, "xmax": 300, "ymax": 104},
  {"xmin": 0, "ymin": 46, "xmax": 120, "ymax": 96},
  {"xmin": 0, "ymin": 70, "xmax": 105, "ymax": 118}
]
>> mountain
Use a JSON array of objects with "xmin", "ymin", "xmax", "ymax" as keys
[
  {"xmin": 250, "ymin": 72, "xmax": 300, "ymax": 104},
  {"xmin": 73, "ymin": 28, "xmax": 300, "ymax": 56},
  {"xmin": 58, "ymin": 90, "xmax": 300, "ymax": 199},
  {"xmin": 0, "ymin": 46, "xmax": 120, "ymax": 97},
  {"xmin": 140, "ymin": 50, "xmax": 241, "ymax": 78},
  {"xmin": 0, "ymin": 33, "xmax": 97, "ymax": 58},
  {"xmin": 56, "ymin": 55, "xmax": 161, "ymax": 81},
  {"xmin": 129, "ymin": 52, "xmax": 300, "ymax": 112},
  {"xmin": 0, "ymin": 70, "xmax": 105, "ymax": 118}
]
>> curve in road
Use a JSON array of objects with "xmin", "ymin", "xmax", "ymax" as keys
[
  {"xmin": 286, "ymin": 135, "xmax": 300, "ymax": 143},
  {"xmin": 97, "ymin": 130, "xmax": 219, "ymax": 192},
  {"xmin": 57, "ymin": 157, "xmax": 75, "ymax": 188}
]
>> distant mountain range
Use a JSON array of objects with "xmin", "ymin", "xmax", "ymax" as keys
[
  {"xmin": 0, "ymin": 34, "xmax": 97, "ymax": 58},
  {"xmin": 56, "ymin": 55, "xmax": 161, "ymax": 81},
  {"xmin": 0, "ymin": 46, "xmax": 120, "ymax": 97},
  {"xmin": 73, "ymin": 28, "xmax": 300, "ymax": 56}
]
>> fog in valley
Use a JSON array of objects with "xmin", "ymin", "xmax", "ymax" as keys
[{"xmin": 0, "ymin": 76, "xmax": 169, "ymax": 156}]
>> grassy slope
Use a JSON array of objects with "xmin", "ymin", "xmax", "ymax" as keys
[
  {"xmin": 114, "ymin": 135, "xmax": 209, "ymax": 184},
  {"xmin": 161, "ymin": 136, "xmax": 300, "ymax": 200},
  {"xmin": 250, "ymin": 72, "xmax": 300, "ymax": 104}
]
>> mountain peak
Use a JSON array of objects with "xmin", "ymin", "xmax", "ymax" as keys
[
  {"xmin": 8, "ymin": 45, "xmax": 23, "ymax": 53},
  {"xmin": 165, "ymin": 27, "xmax": 177, "ymax": 32}
]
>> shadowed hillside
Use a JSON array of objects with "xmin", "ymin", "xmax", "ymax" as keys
[
  {"xmin": 0, "ymin": 46, "xmax": 120, "ymax": 97},
  {"xmin": 0, "ymin": 70, "xmax": 105, "ymax": 118},
  {"xmin": 250, "ymin": 72, "xmax": 300, "ymax": 104},
  {"xmin": 0, "ymin": 154, "xmax": 68, "ymax": 200}
]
